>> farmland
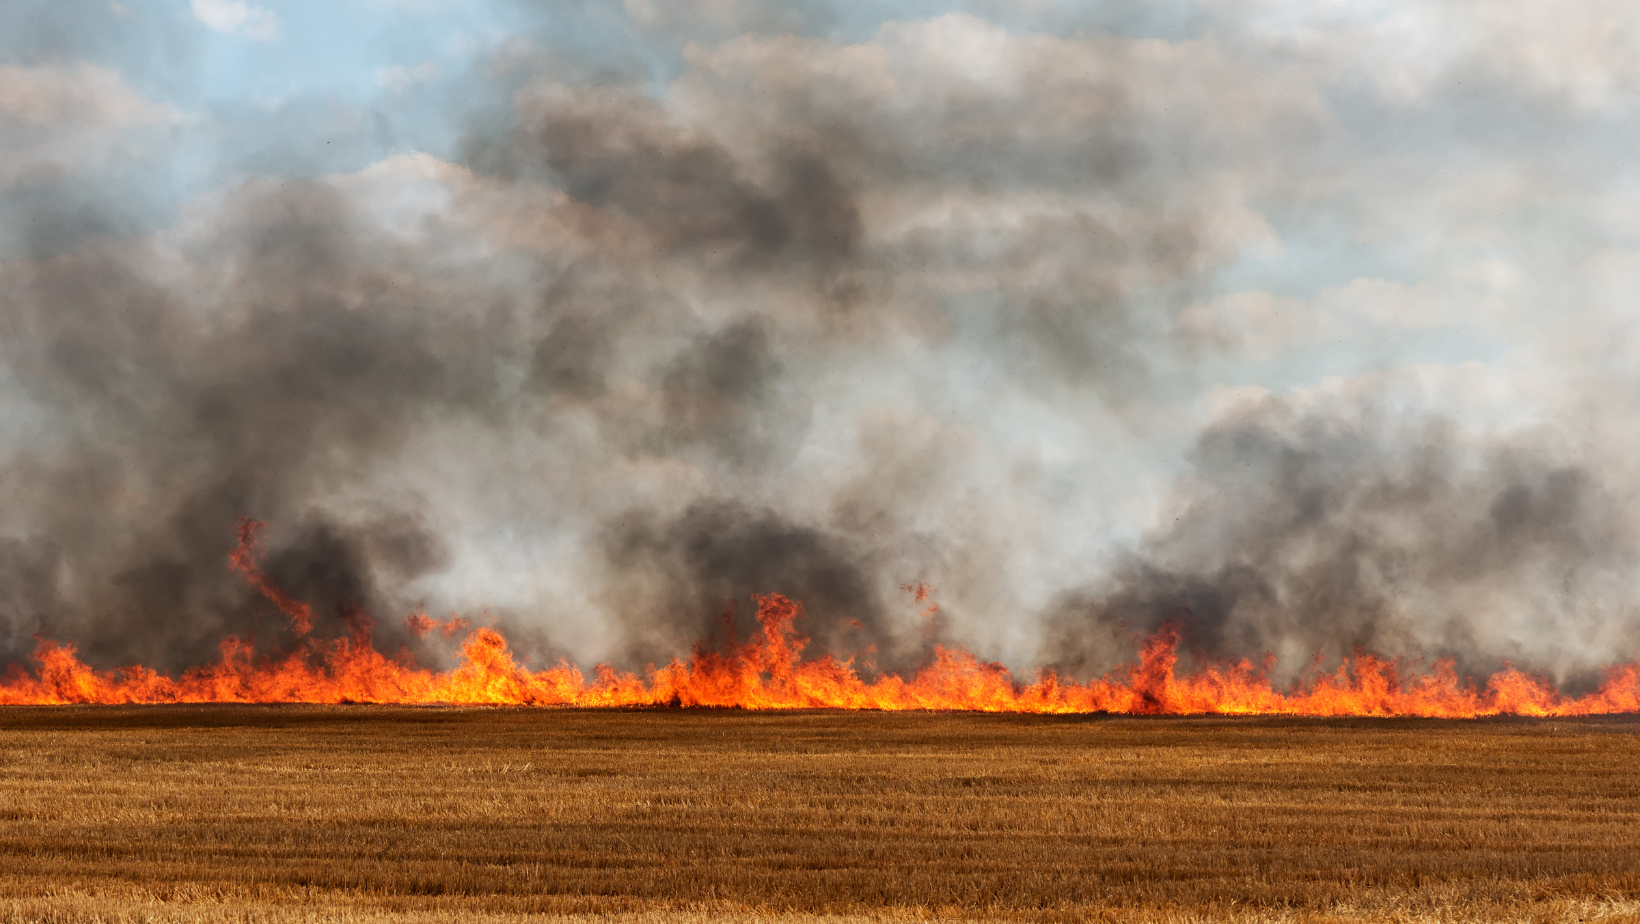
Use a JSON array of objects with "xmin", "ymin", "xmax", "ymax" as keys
[{"xmin": 1, "ymin": 707, "xmax": 1637, "ymax": 923}]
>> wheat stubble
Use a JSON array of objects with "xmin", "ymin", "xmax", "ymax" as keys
[{"xmin": 0, "ymin": 707, "xmax": 1637, "ymax": 923}]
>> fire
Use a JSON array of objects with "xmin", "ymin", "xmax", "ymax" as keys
[{"xmin": 2, "ymin": 521, "xmax": 1638, "ymax": 716}]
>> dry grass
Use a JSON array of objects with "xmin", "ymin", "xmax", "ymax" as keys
[{"xmin": 0, "ymin": 707, "xmax": 1637, "ymax": 923}]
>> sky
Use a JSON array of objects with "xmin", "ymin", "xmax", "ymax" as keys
[{"xmin": 2, "ymin": 0, "xmax": 1640, "ymax": 685}]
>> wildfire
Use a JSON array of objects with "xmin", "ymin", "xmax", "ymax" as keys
[{"xmin": 2, "ymin": 521, "xmax": 1637, "ymax": 716}]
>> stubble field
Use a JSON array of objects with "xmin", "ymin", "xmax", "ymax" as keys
[{"xmin": 0, "ymin": 707, "xmax": 1637, "ymax": 924}]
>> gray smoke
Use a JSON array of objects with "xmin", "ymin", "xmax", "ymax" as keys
[
  {"xmin": 0, "ymin": 181, "xmax": 490, "ymax": 668},
  {"xmin": 1045, "ymin": 397, "xmax": 1640, "ymax": 686},
  {"xmin": 1, "ymin": 1, "xmax": 1638, "ymax": 684}
]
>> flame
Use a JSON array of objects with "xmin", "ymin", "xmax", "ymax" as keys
[{"xmin": 2, "ymin": 521, "xmax": 1639, "ymax": 715}]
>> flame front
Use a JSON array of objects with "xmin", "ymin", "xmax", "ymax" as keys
[{"xmin": 3, "ymin": 522, "xmax": 1638, "ymax": 716}]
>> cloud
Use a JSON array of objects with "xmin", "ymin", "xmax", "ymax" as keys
[
  {"xmin": 0, "ymin": 61, "xmax": 174, "ymax": 127},
  {"xmin": 1218, "ymin": 0, "xmax": 1640, "ymax": 110},
  {"xmin": 375, "ymin": 62, "xmax": 441, "ymax": 94},
  {"xmin": 190, "ymin": 0, "xmax": 280, "ymax": 42},
  {"xmin": 0, "ymin": 61, "xmax": 181, "ymax": 188},
  {"xmin": 1173, "ymin": 265, "xmax": 1524, "ymax": 362},
  {"xmin": 623, "ymin": 0, "xmax": 833, "ymax": 39}
]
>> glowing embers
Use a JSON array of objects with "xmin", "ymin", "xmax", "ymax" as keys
[{"xmin": 3, "ymin": 520, "xmax": 1639, "ymax": 714}]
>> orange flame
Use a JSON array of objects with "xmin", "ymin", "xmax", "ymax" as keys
[
  {"xmin": 227, "ymin": 518, "xmax": 314, "ymax": 635},
  {"xmin": 2, "ymin": 522, "xmax": 1638, "ymax": 715}
]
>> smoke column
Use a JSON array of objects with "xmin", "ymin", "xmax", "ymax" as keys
[{"xmin": 2, "ymin": 0, "xmax": 1640, "ymax": 694}]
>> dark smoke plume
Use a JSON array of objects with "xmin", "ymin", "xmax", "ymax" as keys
[
  {"xmin": 1, "ymin": 2, "xmax": 1637, "ymax": 682},
  {"xmin": 1046, "ymin": 397, "xmax": 1640, "ymax": 686}
]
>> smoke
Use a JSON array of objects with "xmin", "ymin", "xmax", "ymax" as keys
[
  {"xmin": 1045, "ymin": 393, "xmax": 1640, "ymax": 686},
  {"xmin": 0, "ymin": 179, "xmax": 495, "ymax": 668},
  {"xmin": 601, "ymin": 500, "xmax": 892, "ymax": 669},
  {"xmin": 480, "ymin": 84, "xmax": 862, "ymax": 274},
  {"xmin": 0, "ymin": 2, "xmax": 1638, "ymax": 682}
]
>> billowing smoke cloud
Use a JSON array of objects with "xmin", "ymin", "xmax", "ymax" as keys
[
  {"xmin": 1046, "ymin": 393, "xmax": 1640, "ymax": 686},
  {"xmin": 0, "ymin": 180, "xmax": 489, "ymax": 668},
  {"xmin": 1, "ymin": 1, "xmax": 1639, "ymax": 681}
]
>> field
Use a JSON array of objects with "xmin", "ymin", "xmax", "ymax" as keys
[{"xmin": 0, "ymin": 708, "xmax": 1638, "ymax": 924}]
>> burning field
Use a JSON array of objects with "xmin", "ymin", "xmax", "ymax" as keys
[
  {"xmin": 3, "ymin": 530, "xmax": 1637, "ymax": 923},
  {"xmin": 2, "ymin": 707, "xmax": 1638, "ymax": 923},
  {"xmin": 10, "ymin": 3, "xmax": 1640, "ymax": 735},
  {"xmin": 4, "ymin": 521, "xmax": 1639, "ymax": 718},
  {"xmin": 6, "ymin": 534, "xmax": 1638, "ymax": 922},
  {"xmin": 8, "ymin": 1, "xmax": 1640, "ymax": 920}
]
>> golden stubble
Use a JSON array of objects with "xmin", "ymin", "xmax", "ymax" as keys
[{"xmin": 1, "ymin": 708, "xmax": 1637, "ymax": 924}]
